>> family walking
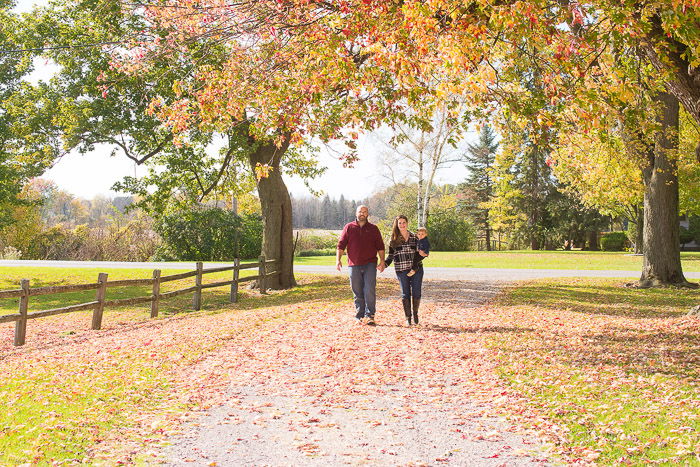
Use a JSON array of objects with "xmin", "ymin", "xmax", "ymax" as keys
[{"xmin": 336, "ymin": 205, "xmax": 430, "ymax": 326}]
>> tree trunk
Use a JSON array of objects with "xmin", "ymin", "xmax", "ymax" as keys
[
  {"xmin": 586, "ymin": 231, "xmax": 599, "ymax": 251},
  {"xmin": 639, "ymin": 92, "xmax": 690, "ymax": 287},
  {"xmin": 634, "ymin": 206, "xmax": 643, "ymax": 255},
  {"xmin": 248, "ymin": 138, "xmax": 296, "ymax": 289},
  {"xmin": 484, "ymin": 217, "xmax": 492, "ymax": 251},
  {"xmin": 416, "ymin": 155, "xmax": 425, "ymax": 227}
]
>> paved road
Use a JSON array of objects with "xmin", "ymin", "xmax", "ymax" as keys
[{"xmin": 3, "ymin": 259, "xmax": 699, "ymax": 281}]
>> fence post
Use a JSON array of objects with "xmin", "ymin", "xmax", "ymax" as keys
[
  {"xmin": 92, "ymin": 273, "xmax": 108, "ymax": 330},
  {"xmin": 231, "ymin": 258, "xmax": 240, "ymax": 303},
  {"xmin": 14, "ymin": 279, "xmax": 29, "ymax": 346},
  {"xmin": 151, "ymin": 269, "xmax": 161, "ymax": 318},
  {"xmin": 258, "ymin": 255, "xmax": 267, "ymax": 295},
  {"xmin": 193, "ymin": 261, "xmax": 203, "ymax": 310}
]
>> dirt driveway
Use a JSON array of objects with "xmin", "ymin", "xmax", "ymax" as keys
[{"xmin": 162, "ymin": 279, "xmax": 553, "ymax": 466}]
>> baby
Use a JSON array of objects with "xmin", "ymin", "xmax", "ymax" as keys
[{"xmin": 407, "ymin": 227, "xmax": 430, "ymax": 277}]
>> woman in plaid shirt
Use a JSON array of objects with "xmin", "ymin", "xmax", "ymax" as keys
[{"xmin": 384, "ymin": 215, "xmax": 426, "ymax": 326}]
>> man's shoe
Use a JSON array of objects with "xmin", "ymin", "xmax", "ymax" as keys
[
  {"xmin": 355, "ymin": 317, "xmax": 364, "ymax": 325},
  {"xmin": 366, "ymin": 318, "xmax": 376, "ymax": 326}
]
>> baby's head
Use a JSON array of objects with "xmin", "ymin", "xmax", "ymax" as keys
[{"xmin": 416, "ymin": 227, "xmax": 428, "ymax": 239}]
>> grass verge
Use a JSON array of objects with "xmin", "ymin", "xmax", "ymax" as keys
[
  {"xmin": 0, "ymin": 266, "xmax": 259, "ymax": 321},
  {"xmin": 295, "ymin": 250, "xmax": 700, "ymax": 271},
  {"xmin": 489, "ymin": 278, "xmax": 700, "ymax": 464}
]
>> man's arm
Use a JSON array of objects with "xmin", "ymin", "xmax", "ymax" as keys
[
  {"xmin": 374, "ymin": 225, "xmax": 386, "ymax": 271},
  {"xmin": 336, "ymin": 248, "xmax": 345, "ymax": 271},
  {"xmin": 336, "ymin": 225, "xmax": 349, "ymax": 271}
]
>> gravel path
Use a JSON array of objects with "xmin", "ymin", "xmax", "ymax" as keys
[{"xmin": 161, "ymin": 279, "xmax": 553, "ymax": 466}]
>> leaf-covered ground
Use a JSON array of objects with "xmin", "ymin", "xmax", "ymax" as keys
[
  {"xmin": 161, "ymin": 279, "xmax": 550, "ymax": 465},
  {"xmin": 490, "ymin": 278, "xmax": 700, "ymax": 465},
  {"xmin": 1, "ymin": 274, "xmax": 697, "ymax": 465}
]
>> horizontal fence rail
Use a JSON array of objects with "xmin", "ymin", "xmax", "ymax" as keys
[{"xmin": 1, "ymin": 256, "xmax": 279, "ymax": 346}]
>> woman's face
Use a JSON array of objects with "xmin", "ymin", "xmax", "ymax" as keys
[{"xmin": 397, "ymin": 217, "xmax": 408, "ymax": 231}]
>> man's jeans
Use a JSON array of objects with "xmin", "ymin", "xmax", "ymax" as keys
[
  {"xmin": 349, "ymin": 262, "xmax": 377, "ymax": 319},
  {"xmin": 396, "ymin": 266, "xmax": 423, "ymax": 299}
]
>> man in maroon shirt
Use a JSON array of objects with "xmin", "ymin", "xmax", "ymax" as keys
[{"xmin": 336, "ymin": 205, "xmax": 386, "ymax": 325}]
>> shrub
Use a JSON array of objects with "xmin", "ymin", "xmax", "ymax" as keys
[
  {"xmin": 0, "ymin": 246, "xmax": 22, "ymax": 260},
  {"xmin": 688, "ymin": 216, "xmax": 700, "ymax": 244},
  {"xmin": 679, "ymin": 226, "xmax": 694, "ymax": 247},
  {"xmin": 294, "ymin": 230, "xmax": 339, "ymax": 255},
  {"xmin": 297, "ymin": 248, "xmax": 336, "ymax": 256},
  {"xmin": 600, "ymin": 231, "xmax": 628, "ymax": 251},
  {"xmin": 154, "ymin": 207, "xmax": 262, "ymax": 261},
  {"xmin": 427, "ymin": 207, "xmax": 476, "ymax": 251}
]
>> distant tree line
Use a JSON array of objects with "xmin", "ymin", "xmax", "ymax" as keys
[{"xmin": 291, "ymin": 194, "xmax": 366, "ymax": 230}]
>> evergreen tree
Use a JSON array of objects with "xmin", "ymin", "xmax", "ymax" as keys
[{"xmin": 460, "ymin": 124, "xmax": 498, "ymax": 250}]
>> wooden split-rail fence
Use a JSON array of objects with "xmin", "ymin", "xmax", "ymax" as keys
[{"xmin": 0, "ymin": 256, "xmax": 279, "ymax": 346}]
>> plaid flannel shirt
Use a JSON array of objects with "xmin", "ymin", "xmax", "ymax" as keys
[{"xmin": 385, "ymin": 232, "xmax": 418, "ymax": 272}]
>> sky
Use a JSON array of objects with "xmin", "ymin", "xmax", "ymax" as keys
[
  {"xmin": 15, "ymin": 0, "xmax": 474, "ymax": 201},
  {"xmin": 41, "ymin": 133, "xmax": 473, "ymax": 201}
]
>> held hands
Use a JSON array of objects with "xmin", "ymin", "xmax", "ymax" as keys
[{"xmin": 377, "ymin": 262, "xmax": 386, "ymax": 273}]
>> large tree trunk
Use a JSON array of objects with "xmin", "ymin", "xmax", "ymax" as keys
[
  {"xmin": 248, "ymin": 138, "xmax": 296, "ymax": 289},
  {"xmin": 639, "ymin": 92, "xmax": 689, "ymax": 287}
]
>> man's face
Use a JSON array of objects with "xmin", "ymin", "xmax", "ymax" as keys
[{"xmin": 356, "ymin": 207, "xmax": 368, "ymax": 221}]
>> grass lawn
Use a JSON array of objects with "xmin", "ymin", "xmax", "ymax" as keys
[
  {"xmin": 295, "ymin": 250, "xmax": 700, "ymax": 271},
  {"xmin": 489, "ymin": 277, "xmax": 700, "ymax": 464},
  {"xmin": 0, "ymin": 266, "xmax": 260, "ymax": 320}
]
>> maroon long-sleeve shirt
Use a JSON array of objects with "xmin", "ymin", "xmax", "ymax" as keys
[{"xmin": 337, "ymin": 220, "xmax": 385, "ymax": 266}]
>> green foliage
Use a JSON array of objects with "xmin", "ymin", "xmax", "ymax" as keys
[
  {"xmin": 154, "ymin": 206, "xmax": 262, "ymax": 261},
  {"xmin": 678, "ymin": 111, "xmax": 700, "ymax": 216},
  {"xmin": 689, "ymin": 216, "xmax": 700, "ymax": 244},
  {"xmin": 600, "ymin": 231, "xmax": 628, "ymax": 251},
  {"xmin": 625, "ymin": 222, "xmax": 639, "ymax": 246},
  {"xmin": 293, "ymin": 230, "xmax": 338, "ymax": 255},
  {"xmin": 426, "ymin": 205, "xmax": 475, "ymax": 251},
  {"xmin": 679, "ymin": 226, "xmax": 694, "ymax": 246},
  {"xmin": 369, "ymin": 183, "xmax": 419, "ymax": 230},
  {"xmin": 460, "ymin": 123, "xmax": 498, "ymax": 241},
  {"xmin": 297, "ymin": 248, "xmax": 336, "ymax": 256},
  {"xmin": 0, "ymin": 9, "xmax": 54, "ymax": 226}
]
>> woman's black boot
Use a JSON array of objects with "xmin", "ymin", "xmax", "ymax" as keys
[
  {"xmin": 412, "ymin": 297, "xmax": 421, "ymax": 325},
  {"xmin": 402, "ymin": 298, "xmax": 412, "ymax": 326}
]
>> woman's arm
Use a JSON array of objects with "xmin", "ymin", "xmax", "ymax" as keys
[{"xmin": 384, "ymin": 245, "xmax": 395, "ymax": 266}]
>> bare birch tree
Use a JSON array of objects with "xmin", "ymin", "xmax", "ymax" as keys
[{"xmin": 376, "ymin": 107, "xmax": 468, "ymax": 227}]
